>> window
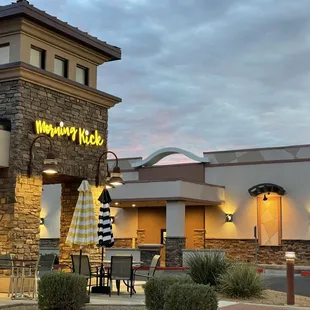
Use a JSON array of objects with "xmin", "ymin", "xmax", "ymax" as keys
[
  {"xmin": 30, "ymin": 46, "xmax": 46, "ymax": 69},
  {"xmin": 54, "ymin": 56, "xmax": 68, "ymax": 78},
  {"xmin": 0, "ymin": 43, "xmax": 10, "ymax": 65},
  {"xmin": 76, "ymin": 65, "xmax": 89, "ymax": 85}
]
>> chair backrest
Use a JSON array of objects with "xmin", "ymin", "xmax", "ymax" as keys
[
  {"xmin": 110, "ymin": 255, "xmax": 133, "ymax": 279},
  {"xmin": 71, "ymin": 254, "xmax": 91, "ymax": 277},
  {"xmin": 105, "ymin": 249, "xmax": 141, "ymax": 262},
  {"xmin": 0, "ymin": 254, "xmax": 13, "ymax": 268},
  {"xmin": 148, "ymin": 255, "xmax": 160, "ymax": 277},
  {"xmin": 39, "ymin": 254, "xmax": 56, "ymax": 277}
]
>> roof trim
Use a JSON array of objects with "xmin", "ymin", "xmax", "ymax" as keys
[
  {"xmin": 204, "ymin": 143, "xmax": 310, "ymax": 155},
  {"xmin": 0, "ymin": 1, "xmax": 121, "ymax": 61},
  {"xmin": 131, "ymin": 147, "xmax": 210, "ymax": 168}
]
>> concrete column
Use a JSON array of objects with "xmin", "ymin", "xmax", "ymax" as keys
[{"xmin": 165, "ymin": 201, "xmax": 186, "ymax": 267}]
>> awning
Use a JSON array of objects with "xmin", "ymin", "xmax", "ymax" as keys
[{"xmin": 109, "ymin": 180, "xmax": 225, "ymax": 208}]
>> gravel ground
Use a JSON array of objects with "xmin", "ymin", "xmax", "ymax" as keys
[{"xmin": 219, "ymin": 289, "xmax": 310, "ymax": 307}]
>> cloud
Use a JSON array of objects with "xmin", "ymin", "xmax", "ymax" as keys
[{"xmin": 3, "ymin": 0, "xmax": 310, "ymax": 163}]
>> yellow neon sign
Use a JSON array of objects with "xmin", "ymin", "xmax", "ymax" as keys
[{"xmin": 34, "ymin": 120, "xmax": 104, "ymax": 146}]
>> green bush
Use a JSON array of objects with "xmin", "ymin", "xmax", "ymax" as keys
[
  {"xmin": 38, "ymin": 272, "xmax": 87, "ymax": 310},
  {"xmin": 164, "ymin": 283, "xmax": 218, "ymax": 310},
  {"xmin": 143, "ymin": 275, "xmax": 193, "ymax": 310},
  {"xmin": 218, "ymin": 263, "xmax": 264, "ymax": 298},
  {"xmin": 185, "ymin": 251, "xmax": 230, "ymax": 286}
]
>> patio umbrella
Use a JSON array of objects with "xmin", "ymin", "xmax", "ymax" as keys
[
  {"xmin": 98, "ymin": 188, "xmax": 114, "ymax": 248},
  {"xmin": 66, "ymin": 179, "xmax": 97, "ymax": 274},
  {"xmin": 97, "ymin": 188, "xmax": 114, "ymax": 287}
]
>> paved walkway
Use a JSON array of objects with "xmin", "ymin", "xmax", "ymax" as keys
[{"xmin": 220, "ymin": 304, "xmax": 310, "ymax": 309}]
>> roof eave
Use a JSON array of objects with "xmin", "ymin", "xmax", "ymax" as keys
[{"xmin": 0, "ymin": 2, "xmax": 121, "ymax": 61}]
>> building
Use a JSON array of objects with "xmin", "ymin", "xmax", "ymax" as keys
[
  {"xmin": 40, "ymin": 146, "xmax": 310, "ymax": 267},
  {"xmin": 0, "ymin": 0, "xmax": 121, "ymax": 265}
]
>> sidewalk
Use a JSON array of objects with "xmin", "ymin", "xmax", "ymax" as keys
[{"xmin": 220, "ymin": 303, "xmax": 310, "ymax": 309}]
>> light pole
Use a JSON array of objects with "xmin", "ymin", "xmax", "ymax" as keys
[{"xmin": 285, "ymin": 251, "xmax": 296, "ymax": 306}]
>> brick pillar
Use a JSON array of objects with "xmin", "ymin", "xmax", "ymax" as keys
[
  {"xmin": 193, "ymin": 229, "xmax": 205, "ymax": 249},
  {"xmin": 165, "ymin": 237, "xmax": 186, "ymax": 267},
  {"xmin": 59, "ymin": 181, "xmax": 102, "ymax": 266},
  {"xmin": 0, "ymin": 171, "xmax": 42, "ymax": 260},
  {"xmin": 59, "ymin": 181, "xmax": 79, "ymax": 266},
  {"xmin": 136, "ymin": 229, "xmax": 145, "ymax": 246}
]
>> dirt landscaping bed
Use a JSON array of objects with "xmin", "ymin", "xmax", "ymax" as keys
[{"xmin": 219, "ymin": 289, "xmax": 310, "ymax": 307}]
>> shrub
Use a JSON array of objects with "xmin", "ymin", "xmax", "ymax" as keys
[
  {"xmin": 143, "ymin": 275, "xmax": 193, "ymax": 310},
  {"xmin": 164, "ymin": 283, "xmax": 218, "ymax": 310},
  {"xmin": 185, "ymin": 251, "xmax": 230, "ymax": 286},
  {"xmin": 38, "ymin": 272, "xmax": 87, "ymax": 310},
  {"xmin": 218, "ymin": 262, "xmax": 264, "ymax": 298}
]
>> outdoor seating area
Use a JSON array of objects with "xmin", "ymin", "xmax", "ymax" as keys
[{"xmin": 0, "ymin": 252, "xmax": 160, "ymax": 301}]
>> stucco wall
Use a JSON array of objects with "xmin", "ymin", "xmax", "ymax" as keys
[
  {"xmin": 205, "ymin": 161, "xmax": 310, "ymax": 240},
  {"xmin": 40, "ymin": 184, "xmax": 61, "ymax": 239}
]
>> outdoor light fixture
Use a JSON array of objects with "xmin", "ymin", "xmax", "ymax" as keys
[
  {"xmin": 40, "ymin": 218, "xmax": 45, "ymax": 225},
  {"xmin": 285, "ymin": 251, "xmax": 296, "ymax": 261},
  {"xmin": 95, "ymin": 150, "xmax": 124, "ymax": 188},
  {"xmin": 27, "ymin": 135, "xmax": 58, "ymax": 178},
  {"xmin": 110, "ymin": 216, "xmax": 115, "ymax": 224},
  {"xmin": 225, "ymin": 214, "xmax": 233, "ymax": 222}
]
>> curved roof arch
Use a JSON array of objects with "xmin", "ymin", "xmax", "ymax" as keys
[
  {"xmin": 131, "ymin": 147, "xmax": 210, "ymax": 168},
  {"xmin": 248, "ymin": 183, "xmax": 286, "ymax": 197}
]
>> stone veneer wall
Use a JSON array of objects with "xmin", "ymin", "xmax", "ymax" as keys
[
  {"xmin": 40, "ymin": 238, "xmax": 60, "ymax": 250},
  {"xmin": 114, "ymin": 238, "xmax": 133, "ymax": 248},
  {"xmin": 206, "ymin": 239, "xmax": 310, "ymax": 265},
  {"xmin": 193, "ymin": 229, "xmax": 205, "ymax": 249},
  {"xmin": 136, "ymin": 229, "xmax": 145, "ymax": 245},
  {"xmin": 165, "ymin": 237, "xmax": 186, "ymax": 267},
  {"xmin": 0, "ymin": 79, "xmax": 108, "ymax": 261}
]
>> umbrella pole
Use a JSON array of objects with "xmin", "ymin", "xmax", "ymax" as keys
[
  {"xmin": 99, "ymin": 247, "xmax": 105, "ymax": 286},
  {"xmin": 79, "ymin": 247, "xmax": 82, "ymax": 274}
]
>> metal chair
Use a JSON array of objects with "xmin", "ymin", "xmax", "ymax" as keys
[
  {"xmin": 134, "ymin": 254, "xmax": 160, "ymax": 281},
  {"xmin": 108, "ymin": 255, "xmax": 133, "ymax": 297},
  {"xmin": 71, "ymin": 254, "xmax": 99, "ymax": 294},
  {"xmin": 0, "ymin": 254, "xmax": 14, "ymax": 297},
  {"xmin": 31, "ymin": 254, "xmax": 57, "ymax": 299}
]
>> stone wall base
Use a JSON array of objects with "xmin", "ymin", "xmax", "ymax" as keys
[
  {"xmin": 205, "ymin": 239, "xmax": 310, "ymax": 265},
  {"xmin": 114, "ymin": 238, "xmax": 133, "ymax": 248},
  {"xmin": 165, "ymin": 237, "xmax": 186, "ymax": 267}
]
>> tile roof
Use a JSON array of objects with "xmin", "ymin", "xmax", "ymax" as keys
[{"xmin": 0, "ymin": 0, "xmax": 121, "ymax": 61}]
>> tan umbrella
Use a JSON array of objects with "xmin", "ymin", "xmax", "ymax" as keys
[{"xmin": 66, "ymin": 179, "xmax": 97, "ymax": 273}]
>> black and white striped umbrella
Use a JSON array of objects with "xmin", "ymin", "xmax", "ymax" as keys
[{"xmin": 98, "ymin": 188, "xmax": 114, "ymax": 247}]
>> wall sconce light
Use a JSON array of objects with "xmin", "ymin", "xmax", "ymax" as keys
[
  {"xmin": 95, "ymin": 151, "xmax": 124, "ymax": 188},
  {"xmin": 110, "ymin": 216, "xmax": 115, "ymax": 224},
  {"xmin": 27, "ymin": 135, "xmax": 58, "ymax": 178},
  {"xmin": 40, "ymin": 218, "xmax": 45, "ymax": 225},
  {"xmin": 225, "ymin": 214, "xmax": 233, "ymax": 222}
]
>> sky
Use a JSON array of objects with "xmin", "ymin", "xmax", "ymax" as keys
[{"xmin": 3, "ymin": 0, "xmax": 310, "ymax": 163}]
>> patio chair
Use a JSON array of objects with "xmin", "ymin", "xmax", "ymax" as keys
[
  {"xmin": 132, "ymin": 254, "xmax": 160, "ymax": 292},
  {"xmin": 31, "ymin": 254, "xmax": 57, "ymax": 299},
  {"xmin": 0, "ymin": 254, "xmax": 14, "ymax": 297},
  {"xmin": 134, "ymin": 254, "xmax": 160, "ymax": 281},
  {"xmin": 108, "ymin": 255, "xmax": 133, "ymax": 297},
  {"xmin": 71, "ymin": 254, "xmax": 99, "ymax": 294}
]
